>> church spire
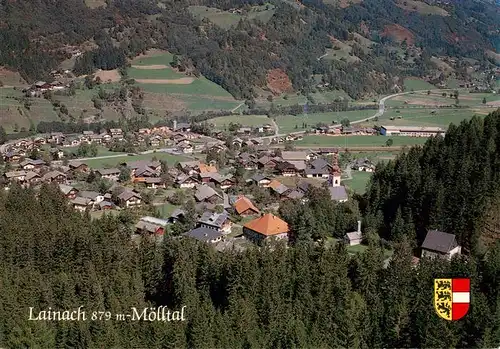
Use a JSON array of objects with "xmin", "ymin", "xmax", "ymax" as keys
[{"xmin": 331, "ymin": 151, "xmax": 341, "ymax": 175}]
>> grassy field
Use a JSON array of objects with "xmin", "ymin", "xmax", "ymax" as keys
[
  {"xmin": 373, "ymin": 107, "xmax": 491, "ymax": 128},
  {"xmin": 188, "ymin": 4, "xmax": 275, "ymax": 29},
  {"xmin": 347, "ymin": 151, "xmax": 398, "ymax": 164},
  {"xmin": 295, "ymin": 135, "xmax": 429, "ymax": 147},
  {"xmin": 276, "ymin": 109, "xmax": 377, "ymax": 134},
  {"xmin": 256, "ymin": 90, "xmax": 351, "ymax": 109},
  {"xmin": 62, "ymin": 146, "xmax": 124, "ymax": 157},
  {"xmin": 403, "ymin": 78, "xmax": 436, "ymax": 91},
  {"xmin": 323, "ymin": 48, "xmax": 360, "ymax": 63},
  {"xmin": 128, "ymin": 67, "xmax": 184, "ymax": 80},
  {"xmin": 130, "ymin": 51, "xmax": 242, "ymax": 113},
  {"xmin": 386, "ymin": 90, "xmax": 499, "ymax": 108},
  {"xmin": 210, "ymin": 114, "xmax": 271, "ymax": 129},
  {"xmin": 80, "ymin": 153, "xmax": 190, "ymax": 168},
  {"xmin": 343, "ymin": 170, "xmax": 372, "ymax": 194}
]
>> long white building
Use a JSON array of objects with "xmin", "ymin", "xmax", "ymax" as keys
[{"xmin": 380, "ymin": 126, "xmax": 445, "ymax": 137}]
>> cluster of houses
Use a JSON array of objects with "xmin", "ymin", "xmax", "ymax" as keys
[
  {"xmin": 313, "ymin": 125, "xmax": 377, "ymax": 136},
  {"xmin": 2, "ymin": 159, "xmax": 144, "ymax": 211},
  {"xmin": 172, "ymin": 149, "xmax": 349, "ymax": 202},
  {"xmin": 23, "ymin": 81, "xmax": 69, "ymax": 97},
  {"xmin": 351, "ymin": 158, "xmax": 375, "ymax": 172},
  {"xmin": 233, "ymin": 124, "xmax": 274, "ymax": 136},
  {"xmin": 1, "ymin": 134, "xmax": 465, "ymax": 257},
  {"xmin": 1, "ymin": 124, "xmax": 220, "ymax": 163}
]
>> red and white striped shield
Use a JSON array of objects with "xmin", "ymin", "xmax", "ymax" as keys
[{"xmin": 434, "ymin": 278, "xmax": 470, "ymax": 321}]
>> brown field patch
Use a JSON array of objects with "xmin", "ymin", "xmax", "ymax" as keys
[
  {"xmin": 135, "ymin": 78, "xmax": 194, "ymax": 85},
  {"xmin": 338, "ymin": 0, "xmax": 362, "ymax": 8},
  {"xmin": 486, "ymin": 50, "xmax": 500, "ymax": 65},
  {"xmin": 94, "ymin": 69, "xmax": 121, "ymax": 83},
  {"xmin": 430, "ymin": 57, "xmax": 453, "ymax": 72},
  {"xmin": 131, "ymin": 65, "xmax": 169, "ymax": 70},
  {"xmin": 394, "ymin": 0, "xmax": 448, "ymax": 16},
  {"xmin": 84, "ymin": 0, "xmax": 106, "ymax": 8},
  {"xmin": 266, "ymin": 68, "xmax": 293, "ymax": 95},
  {"xmin": 487, "ymin": 101, "xmax": 500, "ymax": 107},
  {"xmin": 381, "ymin": 24, "xmax": 415, "ymax": 45},
  {"xmin": 142, "ymin": 92, "xmax": 186, "ymax": 111},
  {"xmin": 0, "ymin": 67, "xmax": 27, "ymax": 87}
]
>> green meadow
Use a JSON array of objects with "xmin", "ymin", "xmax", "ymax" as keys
[
  {"xmin": 129, "ymin": 51, "xmax": 242, "ymax": 112},
  {"xmin": 295, "ymin": 135, "xmax": 429, "ymax": 147},
  {"xmin": 80, "ymin": 153, "xmax": 190, "ymax": 169},
  {"xmin": 403, "ymin": 78, "xmax": 436, "ymax": 91},
  {"xmin": 375, "ymin": 107, "xmax": 490, "ymax": 128},
  {"xmin": 188, "ymin": 4, "xmax": 275, "ymax": 29},
  {"xmin": 276, "ymin": 109, "xmax": 377, "ymax": 134},
  {"xmin": 210, "ymin": 114, "xmax": 271, "ymax": 129},
  {"xmin": 342, "ymin": 170, "xmax": 373, "ymax": 194}
]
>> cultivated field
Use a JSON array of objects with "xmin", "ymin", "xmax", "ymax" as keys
[
  {"xmin": 188, "ymin": 4, "xmax": 275, "ymax": 29},
  {"xmin": 276, "ymin": 109, "xmax": 377, "ymax": 134},
  {"xmin": 294, "ymin": 135, "xmax": 429, "ymax": 147},
  {"xmin": 130, "ymin": 51, "xmax": 242, "ymax": 114},
  {"xmin": 403, "ymin": 78, "xmax": 436, "ymax": 91},
  {"xmin": 0, "ymin": 67, "xmax": 27, "ymax": 87},
  {"xmin": 79, "ymin": 153, "xmax": 190, "ymax": 169},
  {"xmin": 95, "ymin": 69, "xmax": 121, "ymax": 83}
]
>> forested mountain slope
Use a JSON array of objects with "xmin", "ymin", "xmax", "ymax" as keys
[
  {"xmin": 0, "ymin": 0, "xmax": 498, "ymax": 99},
  {"xmin": 365, "ymin": 108, "xmax": 500, "ymax": 254},
  {"xmin": 0, "ymin": 183, "xmax": 499, "ymax": 348}
]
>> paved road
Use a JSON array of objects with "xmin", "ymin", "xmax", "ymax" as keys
[
  {"xmin": 231, "ymin": 102, "xmax": 245, "ymax": 113},
  {"xmin": 0, "ymin": 88, "xmax": 459, "ymax": 156},
  {"xmin": 255, "ymin": 89, "xmax": 457, "ymax": 141}
]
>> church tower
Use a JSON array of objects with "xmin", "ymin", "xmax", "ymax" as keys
[{"xmin": 329, "ymin": 151, "xmax": 341, "ymax": 187}]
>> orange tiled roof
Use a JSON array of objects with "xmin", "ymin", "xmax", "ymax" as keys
[
  {"xmin": 234, "ymin": 196, "xmax": 260, "ymax": 215},
  {"xmin": 244, "ymin": 213, "xmax": 289, "ymax": 236},
  {"xmin": 268, "ymin": 179, "xmax": 282, "ymax": 189},
  {"xmin": 199, "ymin": 163, "xmax": 217, "ymax": 173}
]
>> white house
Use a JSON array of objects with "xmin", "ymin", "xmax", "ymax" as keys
[{"xmin": 344, "ymin": 221, "xmax": 362, "ymax": 246}]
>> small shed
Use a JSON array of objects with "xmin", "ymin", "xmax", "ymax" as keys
[{"xmin": 344, "ymin": 221, "xmax": 362, "ymax": 246}]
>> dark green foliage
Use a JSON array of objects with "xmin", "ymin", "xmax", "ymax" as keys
[
  {"xmin": 0, "ymin": 0, "xmax": 497, "ymax": 98},
  {"xmin": 366, "ymin": 109, "xmax": 500, "ymax": 253},
  {"xmin": 0, "ymin": 185, "xmax": 498, "ymax": 347}
]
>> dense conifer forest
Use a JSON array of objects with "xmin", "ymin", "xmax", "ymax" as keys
[
  {"xmin": 1, "ymin": 110, "xmax": 500, "ymax": 348},
  {"xmin": 366, "ymin": 109, "xmax": 500, "ymax": 254}
]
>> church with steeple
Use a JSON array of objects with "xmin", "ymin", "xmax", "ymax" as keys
[{"xmin": 328, "ymin": 151, "xmax": 348, "ymax": 202}]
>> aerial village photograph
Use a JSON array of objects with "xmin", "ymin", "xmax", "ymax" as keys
[{"xmin": 0, "ymin": 0, "xmax": 499, "ymax": 347}]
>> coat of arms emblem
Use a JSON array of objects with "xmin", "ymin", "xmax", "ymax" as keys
[{"xmin": 434, "ymin": 278, "xmax": 470, "ymax": 321}]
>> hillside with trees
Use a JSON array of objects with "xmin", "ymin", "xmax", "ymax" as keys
[{"xmin": 0, "ymin": 0, "xmax": 498, "ymax": 99}]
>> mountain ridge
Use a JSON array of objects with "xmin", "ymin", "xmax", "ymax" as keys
[{"xmin": 0, "ymin": 0, "xmax": 498, "ymax": 100}]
